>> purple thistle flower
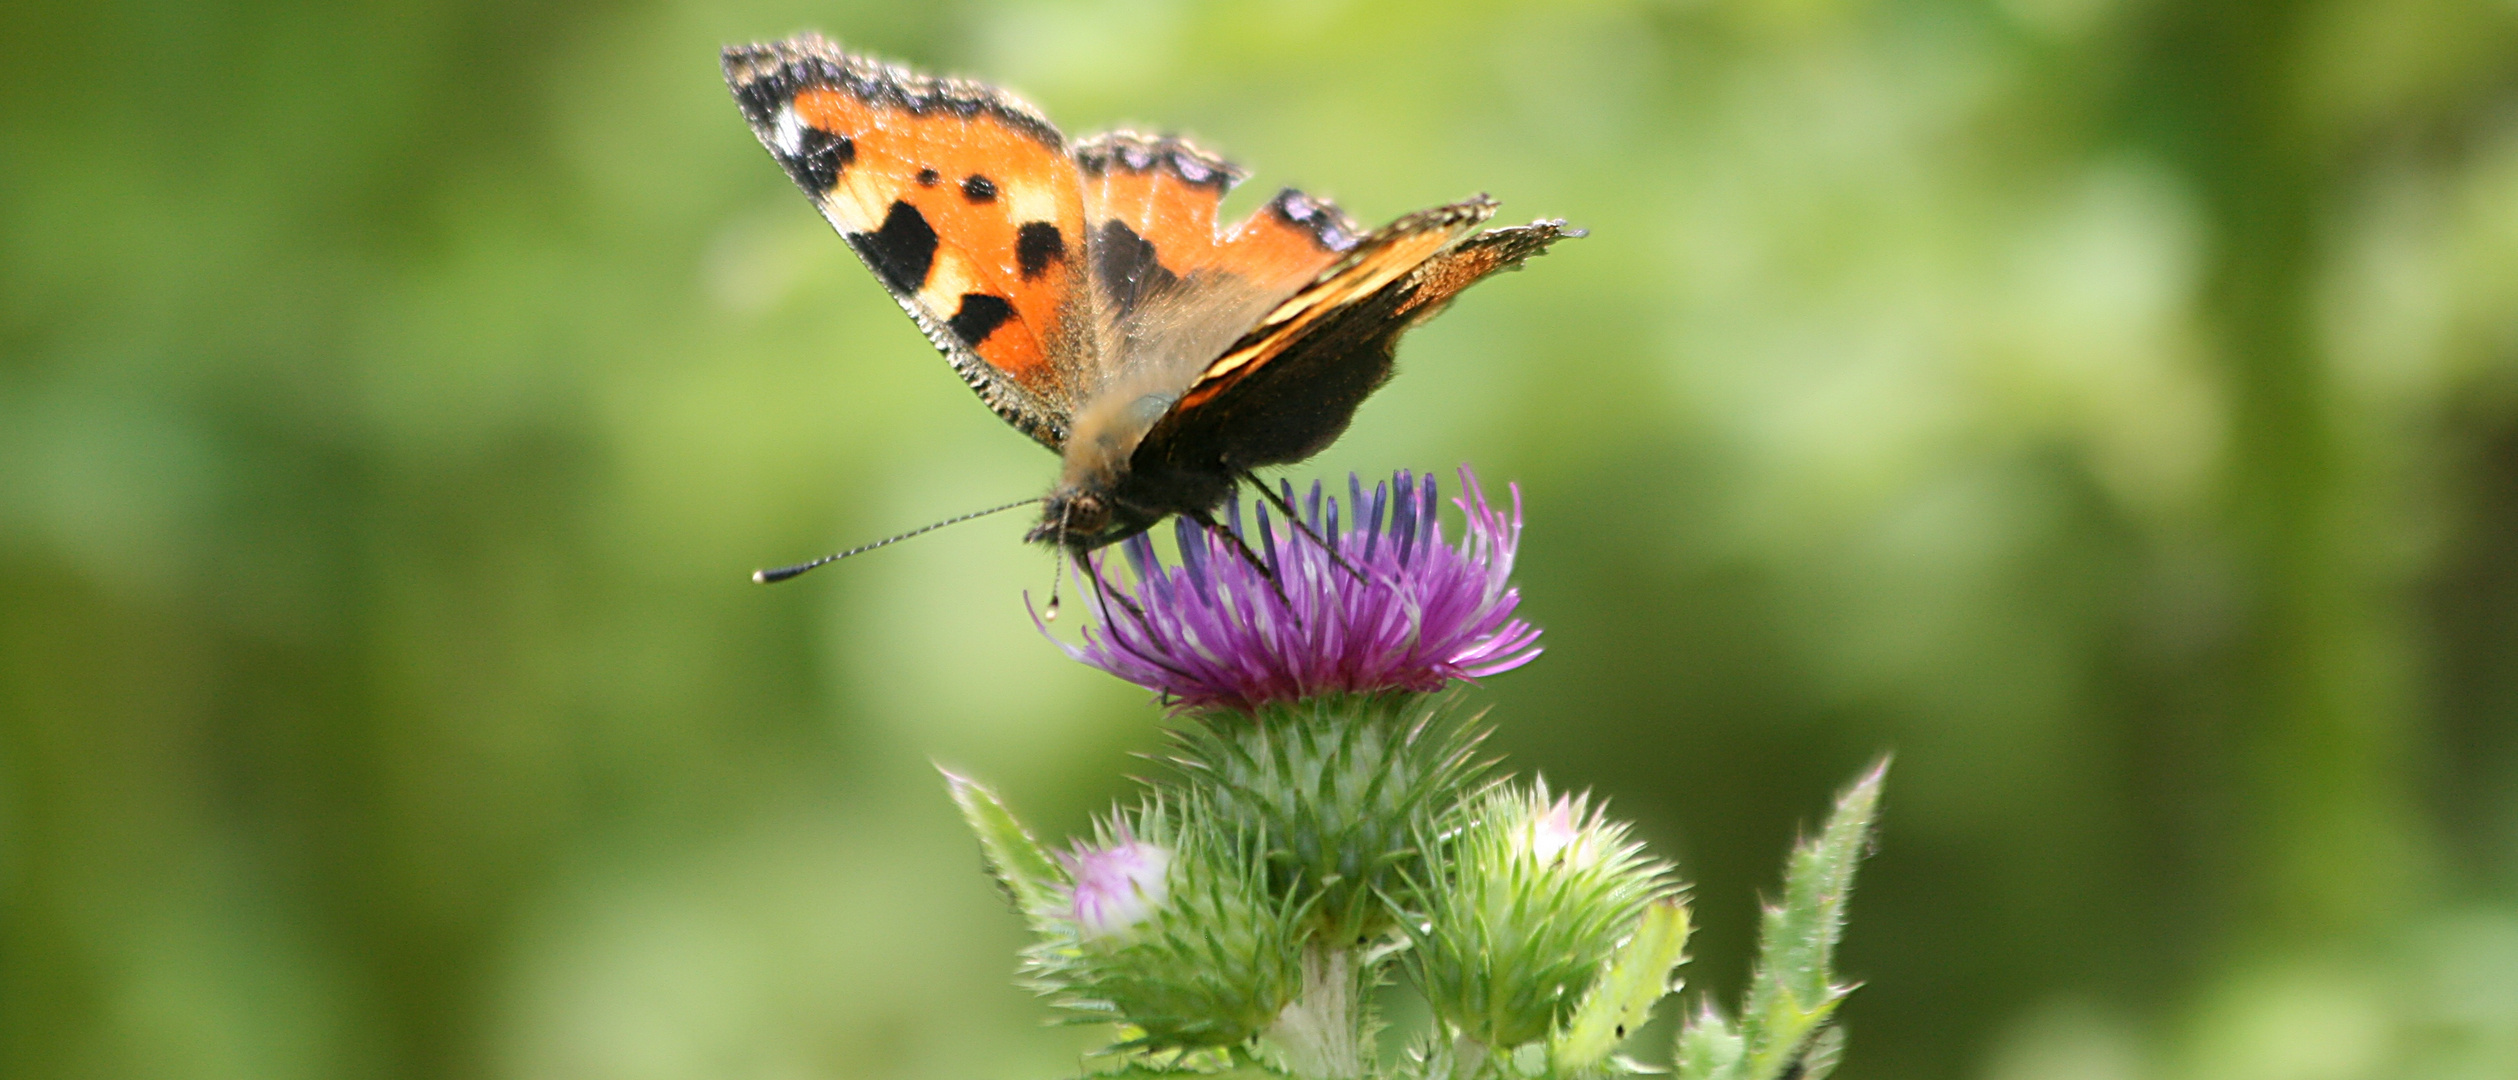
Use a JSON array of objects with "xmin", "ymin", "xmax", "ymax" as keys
[{"xmin": 1051, "ymin": 466, "xmax": 1543, "ymax": 711}]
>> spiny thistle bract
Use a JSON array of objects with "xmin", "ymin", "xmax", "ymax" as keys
[
  {"xmin": 941, "ymin": 468, "xmax": 1885, "ymax": 1079},
  {"xmin": 1167, "ymin": 692, "xmax": 1496, "ymax": 943}
]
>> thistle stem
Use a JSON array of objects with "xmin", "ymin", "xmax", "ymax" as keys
[
  {"xmin": 1266, "ymin": 943, "xmax": 1369, "ymax": 1079},
  {"xmin": 1446, "ymin": 1033, "xmax": 1490, "ymax": 1080}
]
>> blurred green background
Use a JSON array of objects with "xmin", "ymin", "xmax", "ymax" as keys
[{"xmin": 7, "ymin": 0, "xmax": 2518, "ymax": 1077}]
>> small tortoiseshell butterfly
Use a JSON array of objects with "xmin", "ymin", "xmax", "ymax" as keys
[{"xmin": 723, "ymin": 34, "xmax": 1573, "ymax": 564}]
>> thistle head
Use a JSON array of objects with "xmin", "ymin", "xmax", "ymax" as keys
[{"xmin": 1052, "ymin": 466, "xmax": 1542, "ymax": 711}]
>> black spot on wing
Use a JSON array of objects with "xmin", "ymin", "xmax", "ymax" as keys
[
  {"xmin": 727, "ymin": 72, "xmax": 786, "ymax": 127},
  {"xmin": 782, "ymin": 128, "xmax": 852, "ymax": 193},
  {"xmin": 947, "ymin": 293, "xmax": 1014, "ymax": 346},
  {"xmin": 847, "ymin": 200, "xmax": 938, "ymax": 294},
  {"xmin": 1093, "ymin": 219, "xmax": 1178, "ymax": 316},
  {"xmin": 1016, "ymin": 222, "xmax": 1065, "ymax": 279},
  {"xmin": 962, "ymin": 174, "xmax": 998, "ymax": 201},
  {"xmin": 916, "ymin": 166, "xmax": 940, "ymax": 186}
]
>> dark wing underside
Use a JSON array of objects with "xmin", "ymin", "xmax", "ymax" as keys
[{"xmin": 1132, "ymin": 216, "xmax": 1576, "ymax": 476}]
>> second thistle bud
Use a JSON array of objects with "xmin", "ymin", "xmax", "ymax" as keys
[
  {"xmin": 1066, "ymin": 833, "xmax": 1171, "ymax": 939},
  {"xmin": 1023, "ymin": 800, "xmax": 1309, "ymax": 1053},
  {"xmin": 1410, "ymin": 780, "xmax": 1678, "ymax": 1052}
]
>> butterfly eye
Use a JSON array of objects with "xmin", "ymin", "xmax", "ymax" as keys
[{"xmin": 1068, "ymin": 494, "xmax": 1116, "ymax": 536}]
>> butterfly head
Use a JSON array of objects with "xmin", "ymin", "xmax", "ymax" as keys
[{"xmin": 1027, "ymin": 485, "xmax": 1164, "ymax": 554}]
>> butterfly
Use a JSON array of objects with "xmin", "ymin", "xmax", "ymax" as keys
[{"xmin": 723, "ymin": 34, "xmax": 1573, "ymax": 564}]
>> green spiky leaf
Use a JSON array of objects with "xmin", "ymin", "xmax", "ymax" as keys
[
  {"xmin": 942, "ymin": 766, "xmax": 1065, "ymax": 920},
  {"xmin": 1551, "ymin": 899, "xmax": 1693, "ymax": 1075},
  {"xmin": 1673, "ymin": 1006, "xmax": 1745, "ymax": 1080},
  {"xmin": 1077, "ymin": 1050, "xmax": 1290, "ymax": 1078},
  {"xmin": 1734, "ymin": 759, "xmax": 1885, "ymax": 1080},
  {"xmin": 1791, "ymin": 1026, "xmax": 1845, "ymax": 1080}
]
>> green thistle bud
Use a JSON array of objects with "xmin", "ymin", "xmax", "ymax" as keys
[
  {"xmin": 1024, "ymin": 798, "xmax": 1310, "ymax": 1053},
  {"xmin": 1410, "ymin": 779, "xmax": 1678, "ymax": 1053}
]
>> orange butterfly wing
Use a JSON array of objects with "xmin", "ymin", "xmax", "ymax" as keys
[
  {"xmin": 724, "ymin": 35, "xmax": 1088, "ymax": 448},
  {"xmin": 1044, "ymin": 132, "xmax": 1381, "ymax": 477}
]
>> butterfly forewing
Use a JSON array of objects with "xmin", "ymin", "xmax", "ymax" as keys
[
  {"xmin": 1136, "ymin": 214, "xmax": 1574, "ymax": 476},
  {"xmin": 724, "ymin": 36, "xmax": 1088, "ymax": 447},
  {"xmin": 1393, "ymin": 219, "xmax": 1578, "ymax": 320}
]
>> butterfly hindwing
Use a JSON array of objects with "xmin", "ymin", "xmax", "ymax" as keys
[
  {"xmin": 1067, "ymin": 132, "xmax": 1369, "ymax": 412},
  {"xmin": 1049, "ymin": 132, "xmax": 1383, "ymax": 482},
  {"xmin": 724, "ymin": 35, "xmax": 1088, "ymax": 447},
  {"xmin": 1074, "ymin": 133, "xmax": 1361, "ymax": 311}
]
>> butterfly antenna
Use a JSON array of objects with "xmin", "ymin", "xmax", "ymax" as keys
[{"xmin": 753, "ymin": 497, "xmax": 1042, "ymax": 584}]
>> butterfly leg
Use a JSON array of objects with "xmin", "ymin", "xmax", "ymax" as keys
[
  {"xmin": 1187, "ymin": 507, "xmax": 1297, "ymax": 611},
  {"xmin": 1077, "ymin": 550, "xmax": 1150, "ymax": 624},
  {"xmin": 1240, "ymin": 471, "xmax": 1367, "ymax": 584},
  {"xmin": 1187, "ymin": 507, "xmax": 1274, "ymax": 579}
]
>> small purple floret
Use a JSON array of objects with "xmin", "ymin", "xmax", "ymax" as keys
[
  {"xmin": 1051, "ymin": 467, "xmax": 1543, "ymax": 711},
  {"xmin": 1063, "ymin": 833, "xmax": 1171, "ymax": 939}
]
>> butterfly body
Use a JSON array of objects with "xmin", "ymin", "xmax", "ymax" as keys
[{"xmin": 724, "ymin": 35, "xmax": 1573, "ymax": 554}]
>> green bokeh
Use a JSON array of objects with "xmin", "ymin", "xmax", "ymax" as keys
[{"xmin": 6, "ymin": 1, "xmax": 2518, "ymax": 1078}]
